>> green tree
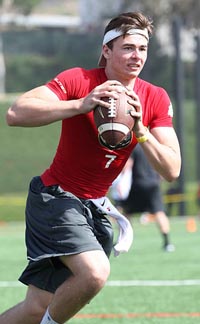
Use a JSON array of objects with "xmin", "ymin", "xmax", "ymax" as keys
[
  {"xmin": 0, "ymin": 0, "xmax": 41, "ymax": 15},
  {"xmin": 119, "ymin": 0, "xmax": 200, "ymax": 28}
]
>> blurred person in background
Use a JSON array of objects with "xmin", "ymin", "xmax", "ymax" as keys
[
  {"xmin": 111, "ymin": 144, "xmax": 175, "ymax": 252},
  {"xmin": 110, "ymin": 157, "xmax": 133, "ymax": 212}
]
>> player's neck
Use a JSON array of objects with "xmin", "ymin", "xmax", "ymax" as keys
[{"xmin": 105, "ymin": 67, "xmax": 136, "ymax": 89}]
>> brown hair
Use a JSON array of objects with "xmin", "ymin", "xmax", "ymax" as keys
[{"xmin": 104, "ymin": 12, "xmax": 154, "ymax": 43}]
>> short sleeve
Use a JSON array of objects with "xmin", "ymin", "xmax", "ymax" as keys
[{"xmin": 149, "ymin": 87, "xmax": 173, "ymax": 129}]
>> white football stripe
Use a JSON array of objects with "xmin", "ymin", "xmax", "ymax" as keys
[{"xmin": 98, "ymin": 123, "xmax": 130, "ymax": 135}]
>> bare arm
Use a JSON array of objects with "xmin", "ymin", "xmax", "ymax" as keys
[
  {"xmin": 127, "ymin": 90, "xmax": 181, "ymax": 182},
  {"xmin": 6, "ymin": 86, "xmax": 84, "ymax": 127},
  {"xmin": 6, "ymin": 81, "xmax": 125, "ymax": 127}
]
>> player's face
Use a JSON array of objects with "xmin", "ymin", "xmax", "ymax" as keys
[{"xmin": 104, "ymin": 34, "xmax": 148, "ymax": 81}]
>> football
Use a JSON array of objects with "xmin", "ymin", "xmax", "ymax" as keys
[{"xmin": 94, "ymin": 92, "xmax": 135, "ymax": 149}]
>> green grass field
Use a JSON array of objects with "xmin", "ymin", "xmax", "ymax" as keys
[{"xmin": 0, "ymin": 218, "xmax": 200, "ymax": 323}]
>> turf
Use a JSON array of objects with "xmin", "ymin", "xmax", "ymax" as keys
[{"xmin": 0, "ymin": 217, "xmax": 200, "ymax": 323}]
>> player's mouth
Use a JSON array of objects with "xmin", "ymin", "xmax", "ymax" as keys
[
  {"xmin": 128, "ymin": 62, "xmax": 140, "ymax": 68},
  {"xmin": 127, "ymin": 63, "xmax": 141, "ymax": 72}
]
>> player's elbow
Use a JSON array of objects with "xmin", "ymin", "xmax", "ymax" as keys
[
  {"xmin": 165, "ymin": 167, "xmax": 181, "ymax": 183},
  {"xmin": 6, "ymin": 107, "xmax": 18, "ymax": 126},
  {"xmin": 165, "ymin": 154, "xmax": 181, "ymax": 182},
  {"xmin": 166, "ymin": 174, "xmax": 179, "ymax": 183}
]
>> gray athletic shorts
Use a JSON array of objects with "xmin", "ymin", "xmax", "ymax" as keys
[{"xmin": 19, "ymin": 176, "xmax": 114, "ymax": 293}]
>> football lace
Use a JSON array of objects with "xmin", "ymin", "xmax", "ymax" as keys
[{"xmin": 108, "ymin": 98, "xmax": 116, "ymax": 118}]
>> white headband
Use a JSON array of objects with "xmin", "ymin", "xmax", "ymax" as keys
[
  {"xmin": 102, "ymin": 28, "xmax": 149, "ymax": 45},
  {"xmin": 98, "ymin": 28, "xmax": 149, "ymax": 67}
]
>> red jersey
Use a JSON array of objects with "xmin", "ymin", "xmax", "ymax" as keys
[{"xmin": 41, "ymin": 67, "xmax": 173, "ymax": 199}]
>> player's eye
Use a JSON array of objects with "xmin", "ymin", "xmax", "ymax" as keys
[
  {"xmin": 124, "ymin": 46, "xmax": 133, "ymax": 50},
  {"xmin": 140, "ymin": 46, "xmax": 148, "ymax": 51}
]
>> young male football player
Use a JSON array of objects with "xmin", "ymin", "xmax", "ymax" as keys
[{"xmin": 1, "ymin": 11, "xmax": 181, "ymax": 324}]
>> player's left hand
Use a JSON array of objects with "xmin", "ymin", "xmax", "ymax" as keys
[{"xmin": 125, "ymin": 88, "xmax": 146, "ymax": 136}]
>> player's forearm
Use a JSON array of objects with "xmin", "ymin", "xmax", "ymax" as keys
[{"xmin": 6, "ymin": 97, "xmax": 84, "ymax": 127}]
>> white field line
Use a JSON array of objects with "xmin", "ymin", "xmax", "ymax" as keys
[
  {"xmin": 0, "ymin": 281, "xmax": 23, "ymax": 287},
  {"xmin": 106, "ymin": 279, "xmax": 200, "ymax": 286},
  {"xmin": 1, "ymin": 279, "xmax": 200, "ymax": 288}
]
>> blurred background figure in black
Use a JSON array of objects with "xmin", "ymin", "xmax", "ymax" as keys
[{"xmin": 110, "ymin": 145, "xmax": 175, "ymax": 252}]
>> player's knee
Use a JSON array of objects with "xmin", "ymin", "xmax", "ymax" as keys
[
  {"xmin": 22, "ymin": 286, "xmax": 52, "ymax": 322},
  {"xmin": 22, "ymin": 298, "xmax": 47, "ymax": 322},
  {"xmin": 85, "ymin": 258, "xmax": 110, "ymax": 293}
]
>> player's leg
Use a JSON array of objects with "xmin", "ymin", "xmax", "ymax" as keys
[
  {"xmin": 0, "ymin": 285, "xmax": 53, "ymax": 324},
  {"xmin": 150, "ymin": 186, "xmax": 175, "ymax": 251},
  {"xmin": 154, "ymin": 210, "xmax": 174, "ymax": 251},
  {"xmin": 154, "ymin": 210, "xmax": 170, "ymax": 234},
  {"xmin": 1, "ymin": 178, "xmax": 113, "ymax": 324},
  {"xmin": 0, "ymin": 249, "xmax": 110, "ymax": 324},
  {"xmin": 39, "ymin": 204, "xmax": 113, "ymax": 324},
  {"xmin": 41, "ymin": 249, "xmax": 110, "ymax": 324}
]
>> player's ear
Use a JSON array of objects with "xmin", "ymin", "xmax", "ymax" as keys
[{"xmin": 102, "ymin": 44, "xmax": 111, "ymax": 60}]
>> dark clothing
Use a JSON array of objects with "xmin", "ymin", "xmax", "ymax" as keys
[
  {"xmin": 19, "ymin": 176, "xmax": 114, "ymax": 293},
  {"xmin": 123, "ymin": 145, "xmax": 164, "ymax": 214},
  {"xmin": 130, "ymin": 145, "xmax": 160, "ymax": 189}
]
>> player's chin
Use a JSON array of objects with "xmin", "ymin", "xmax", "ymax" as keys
[
  {"xmin": 128, "ymin": 69, "xmax": 141, "ymax": 77},
  {"xmin": 126, "ymin": 65, "xmax": 142, "ymax": 75}
]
